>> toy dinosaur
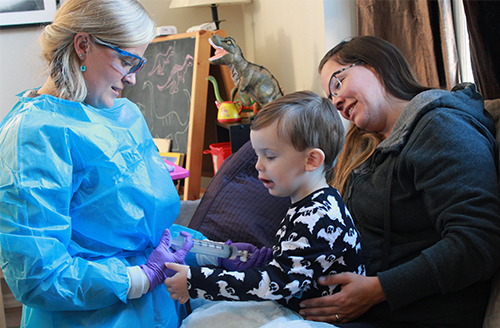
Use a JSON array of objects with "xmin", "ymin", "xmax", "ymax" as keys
[{"xmin": 208, "ymin": 35, "xmax": 283, "ymax": 110}]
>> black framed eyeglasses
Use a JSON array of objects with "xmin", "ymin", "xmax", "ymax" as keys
[
  {"xmin": 93, "ymin": 37, "xmax": 147, "ymax": 76},
  {"xmin": 327, "ymin": 63, "xmax": 359, "ymax": 100}
]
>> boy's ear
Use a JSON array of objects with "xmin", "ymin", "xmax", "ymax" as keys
[{"xmin": 305, "ymin": 148, "xmax": 325, "ymax": 172}]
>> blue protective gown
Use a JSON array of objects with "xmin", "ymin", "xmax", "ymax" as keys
[{"xmin": 0, "ymin": 90, "xmax": 187, "ymax": 327}]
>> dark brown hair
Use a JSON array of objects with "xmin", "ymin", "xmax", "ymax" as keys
[
  {"xmin": 319, "ymin": 36, "xmax": 431, "ymax": 101},
  {"xmin": 318, "ymin": 36, "xmax": 431, "ymax": 195}
]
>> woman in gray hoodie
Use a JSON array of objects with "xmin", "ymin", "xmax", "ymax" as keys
[{"xmin": 299, "ymin": 36, "xmax": 500, "ymax": 328}]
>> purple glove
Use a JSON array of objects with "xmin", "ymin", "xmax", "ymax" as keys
[
  {"xmin": 218, "ymin": 240, "xmax": 273, "ymax": 270},
  {"xmin": 141, "ymin": 229, "xmax": 193, "ymax": 292}
]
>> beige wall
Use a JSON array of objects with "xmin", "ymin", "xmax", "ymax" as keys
[
  {"xmin": 0, "ymin": 0, "xmax": 356, "ymax": 120},
  {"xmin": 142, "ymin": 0, "xmax": 356, "ymax": 97},
  {"xmin": 0, "ymin": 26, "xmax": 47, "ymax": 118},
  {"xmin": 0, "ymin": 1, "xmax": 248, "ymax": 119},
  {"xmin": 140, "ymin": 0, "xmax": 247, "ymax": 45},
  {"xmin": 241, "ymin": 0, "xmax": 327, "ymax": 96}
]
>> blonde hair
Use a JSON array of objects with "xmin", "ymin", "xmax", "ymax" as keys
[
  {"xmin": 40, "ymin": 0, "xmax": 156, "ymax": 102},
  {"xmin": 251, "ymin": 91, "xmax": 345, "ymax": 173}
]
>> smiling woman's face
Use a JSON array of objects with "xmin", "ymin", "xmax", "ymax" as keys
[
  {"xmin": 320, "ymin": 59, "xmax": 395, "ymax": 138},
  {"xmin": 81, "ymin": 39, "xmax": 148, "ymax": 109}
]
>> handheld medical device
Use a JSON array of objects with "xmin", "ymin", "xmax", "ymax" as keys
[{"xmin": 170, "ymin": 235, "xmax": 251, "ymax": 262}]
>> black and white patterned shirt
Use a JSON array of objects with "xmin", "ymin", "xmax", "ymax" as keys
[{"xmin": 187, "ymin": 186, "xmax": 365, "ymax": 312}]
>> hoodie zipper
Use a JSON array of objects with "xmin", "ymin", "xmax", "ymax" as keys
[{"xmin": 345, "ymin": 151, "xmax": 394, "ymax": 272}]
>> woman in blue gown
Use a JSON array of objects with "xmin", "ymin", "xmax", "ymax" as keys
[{"xmin": 0, "ymin": 0, "xmax": 201, "ymax": 326}]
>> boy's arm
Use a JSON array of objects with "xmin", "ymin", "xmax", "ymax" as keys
[
  {"xmin": 185, "ymin": 263, "xmax": 289, "ymax": 302},
  {"xmin": 164, "ymin": 263, "xmax": 190, "ymax": 304},
  {"xmin": 180, "ymin": 222, "xmax": 333, "ymax": 303}
]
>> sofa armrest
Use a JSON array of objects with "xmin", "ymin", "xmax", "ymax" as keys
[
  {"xmin": 173, "ymin": 199, "xmax": 201, "ymax": 227},
  {"xmin": 483, "ymin": 269, "xmax": 500, "ymax": 327}
]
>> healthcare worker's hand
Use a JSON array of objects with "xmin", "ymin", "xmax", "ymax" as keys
[
  {"xmin": 218, "ymin": 240, "xmax": 273, "ymax": 270},
  {"xmin": 141, "ymin": 229, "xmax": 193, "ymax": 292},
  {"xmin": 164, "ymin": 263, "xmax": 190, "ymax": 304}
]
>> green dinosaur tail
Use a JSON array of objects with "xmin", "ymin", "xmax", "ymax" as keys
[{"xmin": 207, "ymin": 76, "xmax": 224, "ymax": 104}]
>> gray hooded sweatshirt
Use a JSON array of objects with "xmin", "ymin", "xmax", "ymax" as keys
[{"xmin": 346, "ymin": 83, "xmax": 500, "ymax": 327}]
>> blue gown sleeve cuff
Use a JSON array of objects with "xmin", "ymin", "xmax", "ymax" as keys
[{"xmin": 127, "ymin": 266, "xmax": 150, "ymax": 299}]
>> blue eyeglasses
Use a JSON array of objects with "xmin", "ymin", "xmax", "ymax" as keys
[
  {"xmin": 93, "ymin": 37, "xmax": 147, "ymax": 76},
  {"xmin": 328, "ymin": 63, "xmax": 359, "ymax": 100}
]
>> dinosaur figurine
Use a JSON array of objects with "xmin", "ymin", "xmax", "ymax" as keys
[{"xmin": 208, "ymin": 35, "xmax": 283, "ymax": 110}]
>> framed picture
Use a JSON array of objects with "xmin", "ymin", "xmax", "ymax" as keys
[
  {"xmin": 0, "ymin": 0, "xmax": 58, "ymax": 27},
  {"xmin": 159, "ymin": 152, "xmax": 185, "ymax": 167}
]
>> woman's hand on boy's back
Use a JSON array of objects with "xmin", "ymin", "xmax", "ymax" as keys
[{"xmin": 298, "ymin": 273, "xmax": 386, "ymax": 323}]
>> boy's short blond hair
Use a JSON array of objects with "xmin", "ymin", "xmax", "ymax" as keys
[{"xmin": 251, "ymin": 91, "xmax": 345, "ymax": 172}]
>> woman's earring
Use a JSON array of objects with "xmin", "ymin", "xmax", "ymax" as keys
[{"xmin": 79, "ymin": 53, "xmax": 86, "ymax": 72}]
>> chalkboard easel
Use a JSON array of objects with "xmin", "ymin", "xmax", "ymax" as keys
[{"xmin": 121, "ymin": 30, "xmax": 234, "ymax": 200}]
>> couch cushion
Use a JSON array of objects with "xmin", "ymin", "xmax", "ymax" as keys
[
  {"xmin": 175, "ymin": 199, "xmax": 201, "ymax": 227},
  {"xmin": 484, "ymin": 99, "xmax": 500, "ymax": 182},
  {"xmin": 484, "ymin": 270, "xmax": 500, "ymax": 328},
  {"xmin": 482, "ymin": 99, "xmax": 500, "ymax": 328},
  {"xmin": 188, "ymin": 140, "xmax": 290, "ymax": 248}
]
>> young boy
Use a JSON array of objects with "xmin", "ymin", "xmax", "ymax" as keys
[{"xmin": 165, "ymin": 91, "xmax": 365, "ymax": 313}]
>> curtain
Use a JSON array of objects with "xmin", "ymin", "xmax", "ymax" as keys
[
  {"xmin": 356, "ymin": 0, "xmax": 459, "ymax": 90},
  {"xmin": 462, "ymin": 0, "xmax": 500, "ymax": 100}
]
